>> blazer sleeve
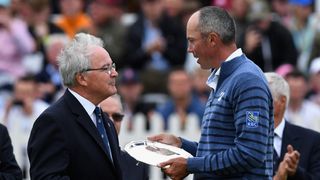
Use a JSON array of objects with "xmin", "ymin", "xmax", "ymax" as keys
[
  {"xmin": 291, "ymin": 133, "xmax": 320, "ymax": 180},
  {"xmin": 27, "ymin": 113, "xmax": 70, "ymax": 180},
  {"xmin": 0, "ymin": 124, "xmax": 23, "ymax": 180}
]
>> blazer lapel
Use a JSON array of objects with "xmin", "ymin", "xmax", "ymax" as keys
[
  {"xmin": 280, "ymin": 121, "xmax": 299, "ymax": 160},
  {"xmin": 64, "ymin": 90, "xmax": 116, "ymax": 166}
]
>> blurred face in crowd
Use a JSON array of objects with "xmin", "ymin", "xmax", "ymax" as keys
[
  {"xmin": 192, "ymin": 68, "xmax": 210, "ymax": 93},
  {"xmin": 286, "ymin": 76, "xmax": 308, "ymax": 102},
  {"xmin": 291, "ymin": 4, "xmax": 312, "ymax": 21},
  {"xmin": 47, "ymin": 41, "xmax": 65, "ymax": 68},
  {"xmin": 271, "ymin": 0, "xmax": 290, "ymax": 17},
  {"xmin": 100, "ymin": 96, "xmax": 124, "ymax": 134},
  {"xmin": 164, "ymin": 0, "xmax": 183, "ymax": 17},
  {"xmin": 14, "ymin": 79, "xmax": 37, "ymax": 102},
  {"xmin": 168, "ymin": 70, "xmax": 192, "ymax": 100},
  {"xmin": 187, "ymin": 12, "xmax": 215, "ymax": 69},
  {"xmin": 60, "ymin": 0, "xmax": 83, "ymax": 16},
  {"xmin": 118, "ymin": 82, "xmax": 143, "ymax": 104},
  {"xmin": 141, "ymin": 0, "xmax": 164, "ymax": 22},
  {"xmin": 89, "ymin": 1, "xmax": 114, "ymax": 25},
  {"xmin": 311, "ymin": 73, "xmax": 320, "ymax": 92},
  {"xmin": 230, "ymin": 0, "xmax": 249, "ymax": 20}
]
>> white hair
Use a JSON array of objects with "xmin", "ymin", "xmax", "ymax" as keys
[
  {"xmin": 58, "ymin": 33, "xmax": 104, "ymax": 87},
  {"xmin": 264, "ymin": 72, "xmax": 290, "ymax": 107}
]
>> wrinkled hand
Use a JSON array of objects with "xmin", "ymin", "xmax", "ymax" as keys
[
  {"xmin": 274, "ymin": 145, "xmax": 300, "ymax": 180},
  {"xmin": 284, "ymin": 145, "xmax": 300, "ymax": 176},
  {"xmin": 274, "ymin": 160, "xmax": 288, "ymax": 180},
  {"xmin": 148, "ymin": 133, "xmax": 182, "ymax": 148},
  {"xmin": 159, "ymin": 157, "xmax": 189, "ymax": 180}
]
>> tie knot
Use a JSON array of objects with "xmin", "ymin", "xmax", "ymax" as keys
[{"xmin": 94, "ymin": 107, "xmax": 101, "ymax": 117}]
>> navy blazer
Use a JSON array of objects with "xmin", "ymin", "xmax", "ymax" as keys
[
  {"xmin": 278, "ymin": 121, "xmax": 320, "ymax": 180},
  {"xmin": 0, "ymin": 124, "xmax": 22, "ymax": 180},
  {"xmin": 28, "ymin": 90, "xmax": 123, "ymax": 180}
]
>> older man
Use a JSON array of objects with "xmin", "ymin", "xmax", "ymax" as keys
[
  {"xmin": 28, "ymin": 33, "xmax": 122, "ymax": 179},
  {"xmin": 265, "ymin": 72, "xmax": 320, "ymax": 180}
]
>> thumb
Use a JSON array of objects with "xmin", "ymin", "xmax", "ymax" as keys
[
  {"xmin": 287, "ymin": 144, "xmax": 294, "ymax": 153},
  {"xmin": 158, "ymin": 159, "xmax": 173, "ymax": 168}
]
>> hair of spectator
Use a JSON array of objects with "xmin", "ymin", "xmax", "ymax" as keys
[
  {"xmin": 44, "ymin": 33, "xmax": 69, "ymax": 50},
  {"xmin": 198, "ymin": 6, "xmax": 236, "ymax": 44},
  {"xmin": 285, "ymin": 69, "xmax": 309, "ymax": 81},
  {"xmin": 58, "ymin": 33, "xmax": 104, "ymax": 87},
  {"xmin": 265, "ymin": 72, "xmax": 290, "ymax": 107}
]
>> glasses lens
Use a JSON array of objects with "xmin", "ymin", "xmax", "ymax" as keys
[{"xmin": 112, "ymin": 113, "xmax": 124, "ymax": 122}]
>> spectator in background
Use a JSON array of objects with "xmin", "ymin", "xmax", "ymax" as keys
[
  {"xmin": 287, "ymin": 0, "xmax": 320, "ymax": 73},
  {"xmin": 308, "ymin": 57, "xmax": 320, "ymax": 106},
  {"xmin": 240, "ymin": 0, "xmax": 297, "ymax": 72},
  {"xmin": 265, "ymin": 72, "xmax": 320, "ymax": 180},
  {"xmin": 35, "ymin": 34, "xmax": 69, "ymax": 103},
  {"xmin": 88, "ymin": 0, "xmax": 126, "ymax": 69},
  {"xmin": 0, "ymin": 124, "xmax": 23, "ymax": 180},
  {"xmin": 270, "ymin": 0, "xmax": 292, "ymax": 26},
  {"xmin": 228, "ymin": 0, "xmax": 250, "ymax": 47},
  {"xmin": 118, "ymin": 68, "xmax": 154, "ymax": 130},
  {"xmin": 0, "ymin": 0, "xmax": 35, "ymax": 85},
  {"xmin": 191, "ymin": 67, "xmax": 210, "ymax": 105},
  {"xmin": 18, "ymin": 0, "xmax": 64, "ymax": 70},
  {"xmin": 284, "ymin": 70, "xmax": 320, "ymax": 133},
  {"xmin": 100, "ymin": 94, "xmax": 124, "ymax": 134},
  {"xmin": 1, "ymin": 75, "xmax": 49, "ymax": 179},
  {"xmin": 100, "ymin": 94, "xmax": 149, "ymax": 180},
  {"xmin": 55, "ymin": 0, "xmax": 92, "ymax": 38},
  {"xmin": 124, "ymin": 0, "xmax": 186, "ymax": 93},
  {"xmin": 157, "ymin": 68, "xmax": 205, "ymax": 130}
]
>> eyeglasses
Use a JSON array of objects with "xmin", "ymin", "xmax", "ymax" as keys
[
  {"xmin": 107, "ymin": 112, "xmax": 124, "ymax": 122},
  {"xmin": 82, "ymin": 63, "xmax": 116, "ymax": 75}
]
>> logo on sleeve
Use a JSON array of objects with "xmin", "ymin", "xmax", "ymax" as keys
[{"xmin": 246, "ymin": 111, "xmax": 259, "ymax": 128}]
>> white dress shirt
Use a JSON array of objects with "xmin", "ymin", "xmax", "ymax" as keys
[{"xmin": 274, "ymin": 119, "xmax": 286, "ymax": 157}]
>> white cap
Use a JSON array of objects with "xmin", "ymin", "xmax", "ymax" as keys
[{"xmin": 310, "ymin": 57, "xmax": 320, "ymax": 75}]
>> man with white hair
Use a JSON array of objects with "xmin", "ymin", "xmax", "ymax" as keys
[
  {"xmin": 28, "ymin": 33, "xmax": 122, "ymax": 179},
  {"xmin": 265, "ymin": 72, "xmax": 320, "ymax": 180}
]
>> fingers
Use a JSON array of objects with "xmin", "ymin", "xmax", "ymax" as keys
[{"xmin": 147, "ymin": 134, "xmax": 164, "ymax": 142}]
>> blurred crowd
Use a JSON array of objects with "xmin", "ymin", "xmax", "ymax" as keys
[{"xmin": 1, "ymin": 0, "xmax": 320, "ymax": 179}]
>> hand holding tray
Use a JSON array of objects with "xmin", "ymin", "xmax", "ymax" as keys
[{"xmin": 124, "ymin": 140, "xmax": 193, "ymax": 166}]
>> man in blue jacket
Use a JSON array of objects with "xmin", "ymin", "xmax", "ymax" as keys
[{"xmin": 149, "ymin": 6, "xmax": 274, "ymax": 179}]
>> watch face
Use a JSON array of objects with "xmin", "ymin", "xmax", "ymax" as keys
[{"xmin": 124, "ymin": 140, "xmax": 193, "ymax": 166}]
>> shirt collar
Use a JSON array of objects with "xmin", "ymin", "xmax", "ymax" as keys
[
  {"xmin": 274, "ymin": 118, "xmax": 285, "ymax": 139},
  {"xmin": 68, "ymin": 89, "xmax": 96, "ymax": 118},
  {"xmin": 206, "ymin": 48, "xmax": 243, "ymax": 89}
]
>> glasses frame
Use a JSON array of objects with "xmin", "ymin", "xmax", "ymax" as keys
[{"xmin": 82, "ymin": 63, "xmax": 116, "ymax": 75}]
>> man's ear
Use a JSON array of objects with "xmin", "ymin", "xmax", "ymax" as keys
[
  {"xmin": 75, "ymin": 73, "xmax": 88, "ymax": 86},
  {"xmin": 207, "ymin": 32, "xmax": 218, "ymax": 47},
  {"xmin": 280, "ymin": 95, "xmax": 287, "ymax": 105}
]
